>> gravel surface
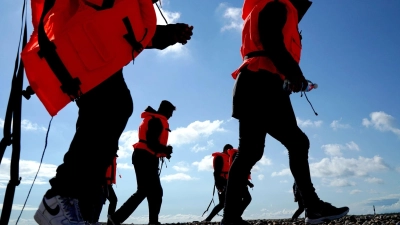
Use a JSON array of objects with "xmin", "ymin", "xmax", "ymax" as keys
[{"xmin": 98, "ymin": 213, "xmax": 400, "ymax": 225}]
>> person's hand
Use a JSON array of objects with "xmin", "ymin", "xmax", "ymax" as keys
[
  {"xmin": 287, "ymin": 75, "xmax": 308, "ymax": 93},
  {"xmin": 248, "ymin": 182, "xmax": 254, "ymax": 188},
  {"xmin": 168, "ymin": 23, "xmax": 193, "ymax": 45}
]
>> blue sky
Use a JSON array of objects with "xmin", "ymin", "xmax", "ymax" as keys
[{"xmin": 1, "ymin": 0, "xmax": 400, "ymax": 224}]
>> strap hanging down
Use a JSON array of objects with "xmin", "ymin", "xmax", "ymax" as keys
[{"xmin": 37, "ymin": 0, "xmax": 82, "ymax": 101}]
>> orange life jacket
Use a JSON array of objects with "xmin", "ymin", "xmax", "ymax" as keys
[
  {"xmin": 227, "ymin": 148, "xmax": 251, "ymax": 180},
  {"xmin": 232, "ymin": 0, "xmax": 301, "ymax": 81},
  {"xmin": 132, "ymin": 112, "xmax": 170, "ymax": 158},
  {"xmin": 21, "ymin": 0, "xmax": 157, "ymax": 116},
  {"xmin": 211, "ymin": 152, "xmax": 230, "ymax": 179},
  {"xmin": 105, "ymin": 155, "xmax": 117, "ymax": 185}
]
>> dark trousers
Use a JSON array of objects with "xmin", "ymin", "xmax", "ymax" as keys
[
  {"xmin": 205, "ymin": 187, "xmax": 251, "ymax": 222},
  {"xmin": 106, "ymin": 184, "xmax": 118, "ymax": 216},
  {"xmin": 80, "ymin": 184, "xmax": 118, "ymax": 223},
  {"xmin": 48, "ymin": 70, "xmax": 133, "ymax": 203},
  {"xmin": 111, "ymin": 150, "xmax": 163, "ymax": 224},
  {"xmin": 292, "ymin": 200, "xmax": 305, "ymax": 220},
  {"xmin": 223, "ymin": 68, "xmax": 319, "ymax": 221}
]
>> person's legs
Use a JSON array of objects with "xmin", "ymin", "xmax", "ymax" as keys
[
  {"xmin": 109, "ymin": 150, "xmax": 158, "ymax": 225},
  {"xmin": 107, "ymin": 185, "xmax": 118, "ymax": 216},
  {"xmin": 146, "ymin": 157, "xmax": 163, "ymax": 224},
  {"xmin": 35, "ymin": 70, "xmax": 133, "ymax": 225},
  {"xmin": 51, "ymin": 70, "xmax": 133, "ymax": 199},
  {"xmin": 223, "ymin": 70, "xmax": 271, "ymax": 223},
  {"xmin": 204, "ymin": 191, "xmax": 225, "ymax": 221},
  {"xmin": 239, "ymin": 187, "xmax": 251, "ymax": 216},
  {"xmin": 292, "ymin": 200, "xmax": 305, "ymax": 221}
]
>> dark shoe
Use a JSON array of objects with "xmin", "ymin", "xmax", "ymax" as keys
[{"xmin": 305, "ymin": 201, "xmax": 349, "ymax": 224}]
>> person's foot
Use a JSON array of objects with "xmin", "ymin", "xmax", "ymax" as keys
[
  {"xmin": 34, "ymin": 190, "xmax": 86, "ymax": 225},
  {"xmin": 305, "ymin": 201, "xmax": 349, "ymax": 224}
]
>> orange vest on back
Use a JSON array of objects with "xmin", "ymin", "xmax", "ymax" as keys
[
  {"xmin": 232, "ymin": 0, "xmax": 301, "ymax": 80},
  {"xmin": 132, "ymin": 112, "xmax": 170, "ymax": 158},
  {"xmin": 227, "ymin": 148, "xmax": 251, "ymax": 180},
  {"xmin": 105, "ymin": 155, "xmax": 117, "ymax": 185},
  {"xmin": 211, "ymin": 152, "xmax": 230, "ymax": 179},
  {"xmin": 22, "ymin": 0, "xmax": 157, "ymax": 116}
]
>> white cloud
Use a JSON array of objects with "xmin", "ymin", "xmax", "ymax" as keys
[
  {"xmin": 169, "ymin": 120, "xmax": 225, "ymax": 146},
  {"xmin": 330, "ymin": 118, "xmax": 351, "ymax": 130},
  {"xmin": 350, "ymin": 189, "xmax": 362, "ymax": 195},
  {"xmin": 322, "ymin": 144, "xmax": 343, "ymax": 157},
  {"xmin": 271, "ymin": 155, "xmax": 389, "ymax": 179},
  {"xmin": 0, "ymin": 204, "xmax": 37, "ymax": 211},
  {"xmin": 0, "ymin": 118, "xmax": 46, "ymax": 131},
  {"xmin": 172, "ymin": 161, "xmax": 190, "ymax": 172},
  {"xmin": 192, "ymin": 155, "xmax": 213, "ymax": 172},
  {"xmin": 118, "ymin": 130, "xmax": 137, "ymax": 159},
  {"xmin": 154, "ymin": 5, "xmax": 180, "ymax": 25},
  {"xmin": 21, "ymin": 119, "xmax": 47, "ymax": 131},
  {"xmin": 280, "ymin": 180, "xmax": 288, "ymax": 183},
  {"xmin": 160, "ymin": 173, "xmax": 197, "ymax": 182},
  {"xmin": 218, "ymin": 3, "xmax": 242, "ymax": 32},
  {"xmin": 191, "ymin": 140, "xmax": 214, "ymax": 153},
  {"xmin": 258, "ymin": 174, "xmax": 264, "ymax": 180},
  {"xmin": 0, "ymin": 158, "xmax": 56, "ymax": 188},
  {"xmin": 271, "ymin": 168, "xmax": 291, "ymax": 177},
  {"xmin": 321, "ymin": 141, "xmax": 360, "ymax": 157},
  {"xmin": 365, "ymin": 177, "xmax": 384, "ymax": 184},
  {"xmin": 363, "ymin": 111, "xmax": 400, "ymax": 138},
  {"xmin": 310, "ymin": 156, "xmax": 389, "ymax": 178},
  {"xmin": 326, "ymin": 178, "xmax": 356, "ymax": 187},
  {"xmin": 117, "ymin": 163, "xmax": 134, "ymax": 170},
  {"xmin": 296, "ymin": 118, "xmax": 323, "ymax": 128},
  {"xmin": 258, "ymin": 155, "xmax": 272, "ymax": 166},
  {"xmin": 346, "ymin": 141, "xmax": 360, "ymax": 151},
  {"xmin": 251, "ymin": 155, "xmax": 272, "ymax": 173}
]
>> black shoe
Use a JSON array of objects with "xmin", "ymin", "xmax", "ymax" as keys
[{"xmin": 305, "ymin": 201, "xmax": 349, "ymax": 224}]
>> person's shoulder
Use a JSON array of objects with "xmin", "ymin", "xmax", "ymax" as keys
[{"xmin": 262, "ymin": 0, "xmax": 287, "ymax": 13}]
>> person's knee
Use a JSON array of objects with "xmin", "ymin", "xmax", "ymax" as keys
[
  {"xmin": 286, "ymin": 131, "xmax": 309, "ymax": 157},
  {"xmin": 236, "ymin": 144, "xmax": 264, "ymax": 168}
]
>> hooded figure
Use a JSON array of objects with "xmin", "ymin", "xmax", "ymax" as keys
[{"xmin": 108, "ymin": 100, "xmax": 175, "ymax": 225}]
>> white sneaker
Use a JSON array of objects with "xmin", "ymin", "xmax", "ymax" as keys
[{"xmin": 34, "ymin": 193, "xmax": 87, "ymax": 225}]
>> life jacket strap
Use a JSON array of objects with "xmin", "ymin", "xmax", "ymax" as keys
[
  {"xmin": 122, "ymin": 17, "xmax": 146, "ymax": 54},
  {"xmin": 243, "ymin": 50, "xmax": 269, "ymax": 60},
  {"xmin": 37, "ymin": 0, "xmax": 82, "ymax": 101}
]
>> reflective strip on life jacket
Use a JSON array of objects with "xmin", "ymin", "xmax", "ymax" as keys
[
  {"xmin": 132, "ymin": 112, "xmax": 170, "ymax": 158},
  {"xmin": 21, "ymin": 0, "xmax": 157, "ymax": 116},
  {"xmin": 232, "ymin": 0, "xmax": 301, "ymax": 80}
]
